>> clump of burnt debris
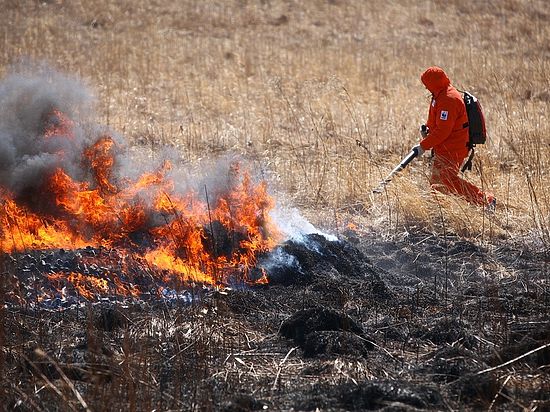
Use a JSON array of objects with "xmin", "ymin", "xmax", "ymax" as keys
[{"xmin": 1, "ymin": 232, "xmax": 549, "ymax": 410}]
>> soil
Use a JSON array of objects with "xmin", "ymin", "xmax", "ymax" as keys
[{"xmin": 1, "ymin": 230, "xmax": 549, "ymax": 410}]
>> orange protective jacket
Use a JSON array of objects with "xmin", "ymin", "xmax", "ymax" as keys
[{"xmin": 419, "ymin": 67, "xmax": 469, "ymax": 158}]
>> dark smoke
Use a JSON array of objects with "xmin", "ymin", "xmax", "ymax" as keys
[
  {"xmin": 0, "ymin": 64, "xmax": 269, "ymax": 215},
  {"xmin": 0, "ymin": 64, "xmax": 94, "ymax": 195}
]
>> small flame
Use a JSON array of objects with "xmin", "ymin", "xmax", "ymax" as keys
[
  {"xmin": 47, "ymin": 272, "xmax": 109, "ymax": 300},
  {"xmin": 251, "ymin": 268, "xmax": 269, "ymax": 285},
  {"xmin": 43, "ymin": 109, "xmax": 74, "ymax": 139},
  {"xmin": 346, "ymin": 222, "xmax": 358, "ymax": 231},
  {"xmin": 46, "ymin": 271, "xmax": 140, "ymax": 301},
  {"xmin": 83, "ymin": 136, "xmax": 118, "ymax": 194}
]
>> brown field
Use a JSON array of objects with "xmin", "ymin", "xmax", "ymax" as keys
[
  {"xmin": 1, "ymin": 0, "xmax": 549, "ymax": 411},
  {"xmin": 2, "ymin": 0, "xmax": 549, "ymax": 238}
]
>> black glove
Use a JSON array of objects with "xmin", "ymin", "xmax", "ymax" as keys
[
  {"xmin": 412, "ymin": 144, "xmax": 425, "ymax": 156},
  {"xmin": 420, "ymin": 124, "xmax": 429, "ymax": 138}
]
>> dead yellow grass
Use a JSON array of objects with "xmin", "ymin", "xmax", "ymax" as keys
[{"xmin": 1, "ymin": 0, "xmax": 549, "ymax": 244}]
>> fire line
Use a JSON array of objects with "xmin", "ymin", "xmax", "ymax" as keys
[{"xmin": 0, "ymin": 110, "xmax": 280, "ymax": 302}]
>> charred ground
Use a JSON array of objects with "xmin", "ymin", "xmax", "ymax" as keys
[{"xmin": 1, "ymin": 230, "xmax": 549, "ymax": 411}]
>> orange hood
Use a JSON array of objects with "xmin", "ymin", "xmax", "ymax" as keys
[{"xmin": 421, "ymin": 66, "xmax": 451, "ymax": 95}]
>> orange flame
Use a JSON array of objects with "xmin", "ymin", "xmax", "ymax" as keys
[
  {"xmin": 43, "ymin": 109, "xmax": 74, "ymax": 139},
  {"xmin": 0, "ymin": 112, "xmax": 279, "ymax": 299},
  {"xmin": 47, "ymin": 272, "xmax": 109, "ymax": 300},
  {"xmin": 83, "ymin": 136, "xmax": 117, "ymax": 194}
]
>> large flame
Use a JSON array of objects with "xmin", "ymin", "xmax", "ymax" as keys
[{"xmin": 0, "ymin": 112, "xmax": 279, "ymax": 301}]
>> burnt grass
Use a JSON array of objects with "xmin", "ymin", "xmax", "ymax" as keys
[{"xmin": 1, "ymin": 232, "xmax": 549, "ymax": 411}]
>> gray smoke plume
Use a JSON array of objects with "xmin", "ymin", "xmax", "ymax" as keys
[
  {"xmin": 0, "ymin": 64, "xmax": 104, "ymax": 197},
  {"xmin": 0, "ymin": 64, "xmax": 266, "ymax": 216}
]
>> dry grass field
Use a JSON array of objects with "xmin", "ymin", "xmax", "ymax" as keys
[
  {"xmin": 1, "ymin": 0, "xmax": 549, "ymax": 411},
  {"xmin": 1, "ymin": 0, "xmax": 548, "ymax": 239}
]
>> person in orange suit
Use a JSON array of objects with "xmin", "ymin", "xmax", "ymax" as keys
[{"xmin": 412, "ymin": 66, "xmax": 495, "ymax": 208}]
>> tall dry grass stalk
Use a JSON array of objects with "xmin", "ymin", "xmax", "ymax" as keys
[{"xmin": 0, "ymin": 0, "xmax": 548, "ymax": 245}]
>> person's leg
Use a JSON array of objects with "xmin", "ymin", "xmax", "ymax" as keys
[{"xmin": 430, "ymin": 154, "xmax": 487, "ymax": 205}]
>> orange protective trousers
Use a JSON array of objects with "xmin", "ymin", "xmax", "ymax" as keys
[{"xmin": 430, "ymin": 153, "xmax": 485, "ymax": 205}]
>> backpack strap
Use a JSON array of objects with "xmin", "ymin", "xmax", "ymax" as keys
[{"xmin": 461, "ymin": 146, "xmax": 475, "ymax": 172}]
